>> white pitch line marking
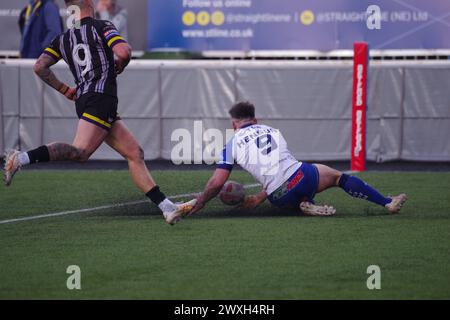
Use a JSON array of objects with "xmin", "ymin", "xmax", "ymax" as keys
[{"xmin": 0, "ymin": 183, "xmax": 261, "ymax": 225}]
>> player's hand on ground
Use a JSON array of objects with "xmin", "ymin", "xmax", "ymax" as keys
[
  {"xmin": 242, "ymin": 191, "xmax": 268, "ymax": 210},
  {"xmin": 242, "ymin": 195, "xmax": 262, "ymax": 210}
]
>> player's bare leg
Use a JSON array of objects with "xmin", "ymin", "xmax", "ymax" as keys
[
  {"xmin": 105, "ymin": 120, "xmax": 196, "ymax": 224},
  {"xmin": 4, "ymin": 119, "xmax": 107, "ymax": 186},
  {"xmin": 314, "ymin": 164, "xmax": 342, "ymax": 193},
  {"xmin": 105, "ymin": 120, "xmax": 156, "ymax": 193},
  {"xmin": 50, "ymin": 119, "xmax": 108, "ymax": 161},
  {"xmin": 313, "ymin": 163, "xmax": 407, "ymax": 214}
]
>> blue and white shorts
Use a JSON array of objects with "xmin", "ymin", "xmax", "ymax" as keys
[{"xmin": 268, "ymin": 162, "xmax": 319, "ymax": 208}]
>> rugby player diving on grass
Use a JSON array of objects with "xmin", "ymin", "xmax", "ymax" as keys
[
  {"xmin": 188, "ymin": 101, "xmax": 407, "ymax": 218},
  {"xmin": 3, "ymin": 0, "xmax": 196, "ymax": 224}
]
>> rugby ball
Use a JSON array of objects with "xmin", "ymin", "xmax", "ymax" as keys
[{"xmin": 219, "ymin": 181, "xmax": 246, "ymax": 206}]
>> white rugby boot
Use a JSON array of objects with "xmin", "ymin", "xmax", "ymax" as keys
[
  {"xmin": 163, "ymin": 199, "xmax": 197, "ymax": 225},
  {"xmin": 3, "ymin": 150, "xmax": 21, "ymax": 187},
  {"xmin": 385, "ymin": 194, "xmax": 407, "ymax": 214},
  {"xmin": 300, "ymin": 201, "xmax": 336, "ymax": 216}
]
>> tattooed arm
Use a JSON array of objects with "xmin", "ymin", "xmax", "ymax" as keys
[
  {"xmin": 189, "ymin": 168, "xmax": 231, "ymax": 215},
  {"xmin": 33, "ymin": 54, "xmax": 77, "ymax": 101}
]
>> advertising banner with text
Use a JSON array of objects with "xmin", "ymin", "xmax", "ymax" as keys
[{"xmin": 147, "ymin": 0, "xmax": 450, "ymax": 51}]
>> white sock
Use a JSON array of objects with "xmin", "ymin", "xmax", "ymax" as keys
[
  {"xmin": 18, "ymin": 152, "xmax": 30, "ymax": 166},
  {"xmin": 158, "ymin": 199, "xmax": 177, "ymax": 213}
]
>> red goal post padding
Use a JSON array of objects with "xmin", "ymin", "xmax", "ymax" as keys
[{"xmin": 351, "ymin": 42, "xmax": 369, "ymax": 172}]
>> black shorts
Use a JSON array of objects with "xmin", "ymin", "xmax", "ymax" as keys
[{"xmin": 76, "ymin": 93, "xmax": 120, "ymax": 131}]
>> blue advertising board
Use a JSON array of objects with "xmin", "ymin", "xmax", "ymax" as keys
[{"xmin": 147, "ymin": 0, "xmax": 450, "ymax": 51}]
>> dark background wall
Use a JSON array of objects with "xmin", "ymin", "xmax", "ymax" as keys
[{"xmin": 0, "ymin": 0, "xmax": 148, "ymax": 51}]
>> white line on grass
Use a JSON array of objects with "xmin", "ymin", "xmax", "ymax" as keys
[{"xmin": 0, "ymin": 183, "xmax": 262, "ymax": 225}]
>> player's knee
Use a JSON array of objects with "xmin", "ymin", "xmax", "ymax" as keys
[
  {"xmin": 138, "ymin": 147, "xmax": 145, "ymax": 160},
  {"xmin": 334, "ymin": 172, "xmax": 343, "ymax": 186},
  {"xmin": 336, "ymin": 172, "xmax": 352, "ymax": 187},
  {"xmin": 75, "ymin": 148, "xmax": 91, "ymax": 162}
]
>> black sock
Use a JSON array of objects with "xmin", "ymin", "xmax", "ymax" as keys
[
  {"xmin": 146, "ymin": 186, "xmax": 167, "ymax": 205},
  {"xmin": 27, "ymin": 146, "xmax": 50, "ymax": 164}
]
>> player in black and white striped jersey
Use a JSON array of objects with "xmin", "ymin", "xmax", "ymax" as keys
[
  {"xmin": 3, "ymin": 0, "xmax": 196, "ymax": 224},
  {"xmin": 45, "ymin": 14, "xmax": 123, "ymax": 100}
]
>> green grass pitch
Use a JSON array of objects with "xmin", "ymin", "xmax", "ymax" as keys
[{"xmin": 0, "ymin": 169, "xmax": 449, "ymax": 299}]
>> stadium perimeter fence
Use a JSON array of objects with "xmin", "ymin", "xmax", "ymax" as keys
[{"xmin": 0, "ymin": 59, "xmax": 449, "ymax": 162}]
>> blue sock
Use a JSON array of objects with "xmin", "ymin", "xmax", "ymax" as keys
[{"xmin": 338, "ymin": 174, "xmax": 391, "ymax": 207}]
